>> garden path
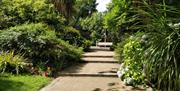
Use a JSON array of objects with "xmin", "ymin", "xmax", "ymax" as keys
[{"xmin": 40, "ymin": 43, "xmax": 146, "ymax": 91}]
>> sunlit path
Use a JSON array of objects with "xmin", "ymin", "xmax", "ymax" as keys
[{"xmin": 40, "ymin": 42, "xmax": 145, "ymax": 91}]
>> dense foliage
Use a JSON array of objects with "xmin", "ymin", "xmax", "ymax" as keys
[
  {"xmin": 114, "ymin": 0, "xmax": 180, "ymax": 90},
  {"xmin": 136, "ymin": 2, "xmax": 180, "ymax": 90},
  {"xmin": 79, "ymin": 13, "xmax": 104, "ymax": 44},
  {"xmin": 0, "ymin": 0, "xmax": 86, "ymax": 76},
  {"xmin": 0, "ymin": 0, "xmax": 64, "ymax": 30},
  {"xmin": 104, "ymin": 0, "xmax": 133, "ymax": 44},
  {"xmin": 0, "ymin": 23, "xmax": 82, "ymax": 75},
  {"xmin": 0, "ymin": 0, "xmax": 89, "ymax": 48},
  {"xmin": 116, "ymin": 33, "xmax": 145, "ymax": 86},
  {"xmin": 74, "ymin": 0, "xmax": 97, "ymax": 25}
]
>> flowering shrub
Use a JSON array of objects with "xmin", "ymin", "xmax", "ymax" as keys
[{"xmin": 116, "ymin": 34, "xmax": 146, "ymax": 86}]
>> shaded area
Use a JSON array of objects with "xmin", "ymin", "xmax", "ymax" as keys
[
  {"xmin": 60, "ymin": 63, "xmax": 119, "ymax": 75},
  {"xmin": 0, "ymin": 78, "xmax": 24, "ymax": 91},
  {"xmin": 60, "ymin": 63, "xmax": 86, "ymax": 73}
]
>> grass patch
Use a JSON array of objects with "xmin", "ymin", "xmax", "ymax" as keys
[{"xmin": 0, "ymin": 74, "xmax": 51, "ymax": 91}]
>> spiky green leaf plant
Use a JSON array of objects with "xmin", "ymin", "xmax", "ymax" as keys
[
  {"xmin": 0, "ymin": 51, "xmax": 27, "ymax": 75},
  {"xmin": 130, "ymin": 0, "xmax": 180, "ymax": 90}
]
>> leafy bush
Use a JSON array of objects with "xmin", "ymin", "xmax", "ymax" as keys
[
  {"xmin": 104, "ymin": 0, "xmax": 133, "ymax": 44},
  {"xmin": 0, "ymin": 23, "xmax": 83, "ymax": 75},
  {"xmin": 0, "ymin": 0, "xmax": 64, "ymax": 30},
  {"xmin": 119, "ymin": 1, "xmax": 180, "ymax": 90},
  {"xmin": 0, "ymin": 0, "xmax": 92, "ymax": 49},
  {"xmin": 59, "ymin": 26, "xmax": 81, "ymax": 46},
  {"xmin": 81, "ymin": 40, "xmax": 92, "ymax": 51},
  {"xmin": 136, "ymin": 2, "xmax": 180, "ymax": 90},
  {"xmin": 59, "ymin": 26, "xmax": 93, "ymax": 51},
  {"xmin": 79, "ymin": 13, "xmax": 104, "ymax": 43},
  {"xmin": 0, "ymin": 51, "xmax": 27, "ymax": 75},
  {"xmin": 115, "ymin": 34, "xmax": 131, "ymax": 62},
  {"xmin": 116, "ymin": 35, "xmax": 145, "ymax": 86}
]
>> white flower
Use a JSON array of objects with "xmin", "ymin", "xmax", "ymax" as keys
[
  {"xmin": 124, "ymin": 67, "xmax": 129, "ymax": 72},
  {"xmin": 124, "ymin": 77, "xmax": 134, "ymax": 85},
  {"xmin": 117, "ymin": 71, "xmax": 123, "ymax": 78}
]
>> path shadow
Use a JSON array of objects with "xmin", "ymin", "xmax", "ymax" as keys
[
  {"xmin": 0, "ymin": 78, "xmax": 24, "ymax": 91},
  {"xmin": 86, "ymin": 50, "xmax": 99, "ymax": 52},
  {"xmin": 98, "ymin": 67, "xmax": 118, "ymax": 74},
  {"xmin": 107, "ymin": 87, "xmax": 120, "ymax": 91},
  {"xmin": 108, "ymin": 82, "xmax": 119, "ymax": 86},
  {"xmin": 93, "ymin": 88, "xmax": 102, "ymax": 91},
  {"xmin": 60, "ymin": 63, "xmax": 87, "ymax": 73},
  {"xmin": 131, "ymin": 87, "xmax": 146, "ymax": 91},
  {"xmin": 98, "ymin": 71, "xmax": 117, "ymax": 74},
  {"xmin": 106, "ymin": 82, "xmax": 120, "ymax": 91}
]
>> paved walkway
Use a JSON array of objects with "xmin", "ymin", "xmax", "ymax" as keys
[{"xmin": 40, "ymin": 44, "xmax": 146, "ymax": 91}]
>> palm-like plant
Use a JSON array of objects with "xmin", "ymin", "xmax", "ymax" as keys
[{"xmin": 130, "ymin": 0, "xmax": 180, "ymax": 90}]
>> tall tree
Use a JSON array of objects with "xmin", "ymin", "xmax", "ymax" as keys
[
  {"xmin": 74, "ymin": 0, "xmax": 98, "ymax": 25},
  {"xmin": 51, "ymin": 0, "xmax": 76, "ymax": 22}
]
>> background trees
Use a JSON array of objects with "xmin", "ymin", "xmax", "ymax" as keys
[
  {"xmin": 104, "ymin": 0, "xmax": 133, "ymax": 44},
  {"xmin": 50, "ymin": 0, "xmax": 75, "ymax": 23},
  {"xmin": 79, "ymin": 13, "xmax": 104, "ymax": 44},
  {"xmin": 74, "ymin": 0, "xmax": 97, "ymax": 25}
]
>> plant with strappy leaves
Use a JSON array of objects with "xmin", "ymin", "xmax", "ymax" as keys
[
  {"xmin": 130, "ymin": 0, "xmax": 180, "ymax": 90},
  {"xmin": 0, "ymin": 51, "xmax": 27, "ymax": 75}
]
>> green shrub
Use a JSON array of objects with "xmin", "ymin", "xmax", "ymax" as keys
[
  {"xmin": 104, "ymin": 0, "xmax": 133, "ymax": 44},
  {"xmin": 115, "ymin": 38, "xmax": 129, "ymax": 63},
  {"xmin": 59, "ymin": 26, "xmax": 81, "ymax": 46},
  {"xmin": 116, "ymin": 34, "xmax": 145, "ymax": 86},
  {"xmin": 0, "ymin": 51, "xmax": 27, "ymax": 75},
  {"xmin": 58, "ymin": 26, "xmax": 93, "ymax": 50},
  {"xmin": 0, "ymin": 0, "xmax": 64, "ymax": 30},
  {"xmin": 0, "ymin": 23, "xmax": 83, "ymax": 75},
  {"xmin": 81, "ymin": 40, "xmax": 92, "ymax": 51},
  {"xmin": 79, "ymin": 13, "xmax": 104, "ymax": 43},
  {"xmin": 0, "ymin": 0, "xmax": 91, "ymax": 49},
  {"xmin": 141, "ymin": 9, "xmax": 180, "ymax": 91},
  {"xmin": 0, "ymin": 0, "xmax": 88, "ymax": 48},
  {"xmin": 124, "ymin": 1, "xmax": 180, "ymax": 90}
]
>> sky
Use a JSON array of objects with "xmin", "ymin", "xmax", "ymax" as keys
[{"xmin": 96, "ymin": 0, "xmax": 111, "ymax": 12}]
